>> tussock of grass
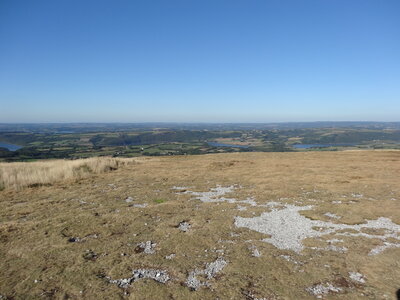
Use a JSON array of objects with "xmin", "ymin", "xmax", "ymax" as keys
[
  {"xmin": 0, "ymin": 157, "xmax": 135, "ymax": 190},
  {"xmin": 154, "ymin": 198, "xmax": 166, "ymax": 204}
]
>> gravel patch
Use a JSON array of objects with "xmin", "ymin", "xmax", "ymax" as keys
[
  {"xmin": 204, "ymin": 257, "xmax": 227, "ymax": 279},
  {"xmin": 108, "ymin": 269, "xmax": 170, "ymax": 288},
  {"xmin": 181, "ymin": 185, "xmax": 257, "ymax": 206},
  {"xmin": 186, "ymin": 271, "xmax": 204, "ymax": 290},
  {"xmin": 185, "ymin": 258, "xmax": 227, "ymax": 290},
  {"xmin": 235, "ymin": 202, "xmax": 400, "ymax": 254},
  {"xmin": 186, "ymin": 185, "xmax": 237, "ymax": 203}
]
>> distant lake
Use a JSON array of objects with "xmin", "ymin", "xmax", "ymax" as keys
[
  {"xmin": 293, "ymin": 143, "xmax": 356, "ymax": 149},
  {"xmin": 56, "ymin": 130, "xmax": 75, "ymax": 133},
  {"xmin": 207, "ymin": 142, "xmax": 249, "ymax": 148},
  {"xmin": 0, "ymin": 142, "xmax": 23, "ymax": 151}
]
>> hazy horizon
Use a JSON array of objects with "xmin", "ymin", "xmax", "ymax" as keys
[{"xmin": 0, "ymin": 120, "xmax": 400, "ymax": 125}]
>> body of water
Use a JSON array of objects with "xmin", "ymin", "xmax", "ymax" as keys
[
  {"xmin": 56, "ymin": 130, "xmax": 75, "ymax": 133},
  {"xmin": 293, "ymin": 143, "xmax": 356, "ymax": 149},
  {"xmin": 207, "ymin": 142, "xmax": 249, "ymax": 148},
  {"xmin": 0, "ymin": 142, "xmax": 23, "ymax": 151}
]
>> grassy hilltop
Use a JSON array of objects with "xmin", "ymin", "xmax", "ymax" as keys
[{"xmin": 1, "ymin": 151, "xmax": 400, "ymax": 299}]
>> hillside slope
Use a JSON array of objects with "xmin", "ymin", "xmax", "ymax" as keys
[{"xmin": 1, "ymin": 151, "xmax": 399, "ymax": 299}]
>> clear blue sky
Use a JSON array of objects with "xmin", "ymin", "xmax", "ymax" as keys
[{"xmin": 0, "ymin": 0, "xmax": 399, "ymax": 123}]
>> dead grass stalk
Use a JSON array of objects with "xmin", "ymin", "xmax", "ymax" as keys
[{"xmin": 0, "ymin": 157, "xmax": 135, "ymax": 190}]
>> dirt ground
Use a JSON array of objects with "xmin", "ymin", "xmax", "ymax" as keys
[{"xmin": 1, "ymin": 151, "xmax": 399, "ymax": 299}]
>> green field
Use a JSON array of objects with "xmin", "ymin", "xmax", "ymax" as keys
[{"xmin": 1, "ymin": 123, "xmax": 400, "ymax": 161}]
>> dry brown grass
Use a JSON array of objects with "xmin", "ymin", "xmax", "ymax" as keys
[
  {"xmin": 0, "ymin": 151, "xmax": 399, "ymax": 299},
  {"xmin": 0, "ymin": 157, "xmax": 136, "ymax": 190}
]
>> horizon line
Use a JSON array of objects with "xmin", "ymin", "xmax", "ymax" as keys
[{"xmin": 1, "ymin": 120, "xmax": 400, "ymax": 125}]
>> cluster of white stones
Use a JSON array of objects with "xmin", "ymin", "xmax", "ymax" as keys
[
  {"xmin": 186, "ymin": 258, "xmax": 227, "ymax": 290},
  {"xmin": 136, "ymin": 241, "xmax": 157, "ymax": 254},
  {"xmin": 176, "ymin": 185, "xmax": 257, "ymax": 206},
  {"xmin": 108, "ymin": 269, "xmax": 170, "ymax": 288}
]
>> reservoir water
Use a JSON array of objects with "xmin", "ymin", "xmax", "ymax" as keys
[{"xmin": 0, "ymin": 142, "xmax": 23, "ymax": 151}]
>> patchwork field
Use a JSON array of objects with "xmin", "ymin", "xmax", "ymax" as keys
[{"xmin": 1, "ymin": 151, "xmax": 399, "ymax": 299}]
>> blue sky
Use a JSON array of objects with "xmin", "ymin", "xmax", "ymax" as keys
[{"xmin": 0, "ymin": 0, "xmax": 399, "ymax": 122}]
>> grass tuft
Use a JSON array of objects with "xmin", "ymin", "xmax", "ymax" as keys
[
  {"xmin": 0, "ymin": 157, "xmax": 136, "ymax": 190},
  {"xmin": 154, "ymin": 198, "xmax": 166, "ymax": 204}
]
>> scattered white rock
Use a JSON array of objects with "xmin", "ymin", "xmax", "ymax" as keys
[
  {"xmin": 182, "ymin": 185, "xmax": 257, "ymax": 206},
  {"xmin": 171, "ymin": 186, "xmax": 190, "ymax": 190},
  {"xmin": 279, "ymin": 255, "xmax": 301, "ymax": 264},
  {"xmin": 326, "ymin": 238, "xmax": 343, "ymax": 243},
  {"xmin": 242, "ymin": 290, "xmax": 268, "ymax": 300},
  {"xmin": 306, "ymin": 283, "xmax": 342, "ymax": 297},
  {"xmin": 185, "ymin": 258, "xmax": 227, "ymax": 290},
  {"xmin": 204, "ymin": 258, "xmax": 227, "ymax": 279},
  {"xmin": 249, "ymin": 245, "xmax": 261, "ymax": 257},
  {"xmin": 68, "ymin": 237, "xmax": 81, "ymax": 243},
  {"xmin": 186, "ymin": 271, "xmax": 204, "ymax": 290},
  {"xmin": 125, "ymin": 197, "xmax": 134, "ymax": 203},
  {"xmin": 351, "ymin": 193, "xmax": 363, "ymax": 198},
  {"xmin": 327, "ymin": 245, "xmax": 348, "ymax": 253},
  {"xmin": 136, "ymin": 241, "xmax": 156, "ymax": 254},
  {"xmin": 165, "ymin": 253, "xmax": 176, "ymax": 260},
  {"xmin": 324, "ymin": 212, "xmax": 341, "ymax": 219},
  {"xmin": 310, "ymin": 245, "xmax": 348, "ymax": 253},
  {"xmin": 349, "ymin": 272, "xmax": 366, "ymax": 284},
  {"xmin": 237, "ymin": 205, "xmax": 247, "ymax": 211},
  {"xmin": 368, "ymin": 241, "xmax": 400, "ymax": 255},
  {"xmin": 108, "ymin": 269, "xmax": 170, "ymax": 288},
  {"xmin": 131, "ymin": 203, "xmax": 148, "ymax": 208},
  {"xmin": 178, "ymin": 221, "xmax": 191, "ymax": 232},
  {"xmin": 67, "ymin": 233, "xmax": 99, "ymax": 243},
  {"xmin": 240, "ymin": 197, "xmax": 258, "ymax": 206}
]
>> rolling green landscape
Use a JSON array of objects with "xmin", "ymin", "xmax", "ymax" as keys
[{"xmin": 1, "ymin": 122, "xmax": 400, "ymax": 162}]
